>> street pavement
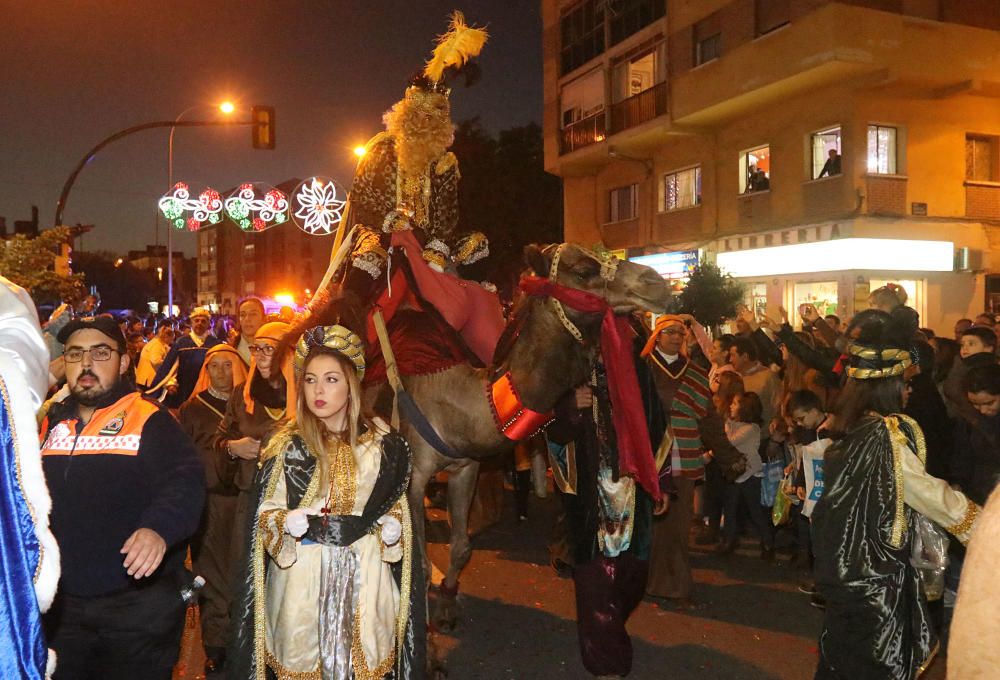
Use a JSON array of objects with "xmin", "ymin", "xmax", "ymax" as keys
[{"xmin": 427, "ymin": 490, "xmax": 948, "ymax": 680}]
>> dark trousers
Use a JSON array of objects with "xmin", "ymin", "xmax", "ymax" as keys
[
  {"xmin": 45, "ymin": 577, "xmax": 185, "ymax": 680},
  {"xmin": 703, "ymin": 460, "xmax": 725, "ymax": 531},
  {"xmin": 722, "ymin": 476, "xmax": 774, "ymax": 549},
  {"xmin": 573, "ymin": 553, "xmax": 649, "ymax": 677}
]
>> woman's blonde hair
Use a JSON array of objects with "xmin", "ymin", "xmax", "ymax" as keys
[{"xmin": 294, "ymin": 349, "xmax": 375, "ymax": 484}]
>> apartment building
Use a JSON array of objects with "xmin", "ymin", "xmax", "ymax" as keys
[
  {"xmin": 195, "ymin": 179, "xmax": 333, "ymax": 313},
  {"xmin": 542, "ymin": 0, "xmax": 1000, "ymax": 328}
]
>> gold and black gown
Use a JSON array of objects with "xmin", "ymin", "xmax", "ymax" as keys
[
  {"xmin": 812, "ymin": 414, "xmax": 978, "ymax": 679},
  {"xmin": 227, "ymin": 420, "xmax": 425, "ymax": 680}
]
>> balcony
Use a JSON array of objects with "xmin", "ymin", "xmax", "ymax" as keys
[
  {"xmin": 560, "ymin": 111, "xmax": 606, "ymax": 155},
  {"xmin": 610, "ymin": 82, "xmax": 668, "ymax": 134}
]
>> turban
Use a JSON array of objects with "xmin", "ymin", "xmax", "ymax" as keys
[{"xmin": 640, "ymin": 314, "xmax": 687, "ymax": 358}]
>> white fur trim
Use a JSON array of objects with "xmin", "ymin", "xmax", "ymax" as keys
[
  {"xmin": 0, "ymin": 361, "xmax": 61, "ymax": 613},
  {"xmin": 46, "ymin": 649, "xmax": 56, "ymax": 679}
]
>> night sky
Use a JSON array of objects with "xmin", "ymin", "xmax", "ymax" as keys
[{"xmin": 1, "ymin": 1, "xmax": 542, "ymax": 256}]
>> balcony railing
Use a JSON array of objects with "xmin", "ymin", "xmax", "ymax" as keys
[
  {"xmin": 610, "ymin": 81, "xmax": 668, "ymax": 134},
  {"xmin": 560, "ymin": 112, "xmax": 606, "ymax": 155}
]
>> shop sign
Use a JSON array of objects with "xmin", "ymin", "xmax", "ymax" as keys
[{"xmin": 630, "ymin": 250, "xmax": 700, "ymax": 280}]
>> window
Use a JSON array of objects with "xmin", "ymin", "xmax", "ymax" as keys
[
  {"xmin": 609, "ymin": 0, "xmax": 666, "ymax": 46},
  {"xmin": 794, "ymin": 281, "xmax": 838, "ymax": 325},
  {"xmin": 608, "ymin": 184, "xmax": 639, "ymax": 222},
  {"xmin": 561, "ymin": 69, "xmax": 604, "ymax": 126},
  {"xmin": 739, "ymin": 145, "xmax": 771, "ymax": 193},
  {"xmin": 695, "ymin": 33, "xmax": 721, "ymax": 65},
  {"xmin": 560, "ymin": 0, "xmax": 605, "ymax": 75},
  {"xmin": 611, "ymin": 42, "xmax": 667, "ymax": 103},
  {"xmin": 966, "ymin": 134, "xmax": 999, "ymax": 182},
  {"xmin": 811, "ymin": 127, "xmax": 842, "ymax": 179},
  {"xmin": 755, "ymin": 0, "xmax": 790, "ymax": 36},
  {"xmin": 660, "ymin": 166, "xmax": 701, "ymax": 211},
  {"xmin": 867, "ymin": 125, "xmax": 897, "ymax": 174}
]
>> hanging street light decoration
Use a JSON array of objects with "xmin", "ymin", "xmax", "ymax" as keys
[
  {"xmin": 158, "ymin": 182, "xmax": 224, "ymax": 231},
  {"xmin": 224, "ymin": 183, "xmax": 290, "ymax": 232},
  {"xmin": 291, "ymin": 177, "xmax": 345, "ymax": 235}
]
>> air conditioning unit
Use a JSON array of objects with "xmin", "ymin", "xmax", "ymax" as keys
[{"xmin": 954, "ymin": 247, "xmax": 981, "ymax": 272}]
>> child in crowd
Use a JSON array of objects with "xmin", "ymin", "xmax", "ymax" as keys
[
  {"xmin": 944, "ymin": 326, "xmax": 998, "ymax": 420},
  {"xmin": 698, "ymin": 371, "xmax": 745, "ymax": 545},
  {"xmin": 719, "ymin": 392, "xmax": 775, "ymax": 560},
  {"xmin": 787, "ymin": 389, "xmax": 832, "ymax": 606}
]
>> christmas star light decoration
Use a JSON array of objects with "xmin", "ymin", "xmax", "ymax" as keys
[
  {"xmin": 224, "ymin": 183, "xmax": 289, "ymax": 232},
  {"xmin": 292, "ymin": 177, "xmax": 345, "ymax": 235},
  {"xmin": 158, "ymin": 183, "xmax": 224, "ymax": 231}
]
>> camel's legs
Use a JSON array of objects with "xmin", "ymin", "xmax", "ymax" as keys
[
  {"xmin": 407, "ymin": 443, "xmax": 438, "ymax": 582},
  {"xmin": 443, "ymin": 459, "xmax": 480, "ymax": 590}
]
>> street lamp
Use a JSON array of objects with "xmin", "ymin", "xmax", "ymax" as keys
[
  {"xmin": 166, "ymin": 102, "xmax": 236, "ymax": 317},
  {"xmin": 353, "ymin": 145, "xmax": 367, "ymax": 158}
]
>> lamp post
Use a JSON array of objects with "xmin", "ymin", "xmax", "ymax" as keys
[{"xmin": 166, "ymin": 102, "xmax": 235, "ymax": 316}]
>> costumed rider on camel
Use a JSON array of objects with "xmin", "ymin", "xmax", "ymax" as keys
[{"xmin": 308, "ymin": 11, "xmax": 503, "ymax": 372}]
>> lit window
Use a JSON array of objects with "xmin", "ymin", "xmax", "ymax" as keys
[
  {"xmin": 966, "ymin": 134, "xmax": 998, "ymax": 182},
  {"xmin": 867, "ymin": 125, "xmax": 897, "ymax": 174},
  {"xmin": 661, "ymin": 167, "xmax": 701, "ymax": 211},
  {"xmin": 811, "ymin": 127, "xmax": 842, "ymax": 179},
  {"xmin": 739, "ymin": 145, "xmax": 771, "ymax": 193},
  {"xmin": 608, "ymin": 184, "xmax": 639, "ymax": 222}
]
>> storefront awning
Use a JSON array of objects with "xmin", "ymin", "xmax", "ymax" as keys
[{"xmin": 716, "ymin": 238, "xmax": 953, "ymax": 277}]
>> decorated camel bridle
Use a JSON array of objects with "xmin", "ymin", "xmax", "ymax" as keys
[{"xmin": 544, "ymin": 244, "xmax": 620, "ymax": 345}]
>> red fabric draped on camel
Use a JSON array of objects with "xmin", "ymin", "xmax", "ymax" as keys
[
  {"xmin": 362, "ymin": 229, "xmax": 505, "ymax": 385},
  {"xmin": 520, "ymin": 276, "xmax": 661, "ymax": 502}
]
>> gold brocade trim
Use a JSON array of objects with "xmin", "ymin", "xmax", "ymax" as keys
[
  {"xmin": 325, "ymin": 439, "xmax": 357, "ymax": 514},
  {"xmin": 396, "ymin": 163, "xmax": 431, "ymax": 229},
  {"xmin": 546, "ymin": 245, "xmax": 585, "ymax": 345},
  {"xmin": 259, "ymin": 509, "xmax": 288, "ymax": 556},
  {"xmin": 396, "ymin": 495, "xmax": 413, "ymax": 664},
  {"xmin": 422, "ymin": 249, "xmax": 446, "ymax": 269},
  {"xmin": 847, "ymin": 362, "xmax": 910, "ymax": 380},
  {"xmin": 946, "ymin": 499, "xmax": 980, "ymax": 546},
  {"xmin": 884, "ymin": 416, "xmax": 909, "ymax": 549},
  {"xmin": 264, "ymin": 649, "xmax": 321, "ymax": 680},
  {"xmin": 1, "ymin": 378, "xmax": 44, "ymax": 583},
  {"xmin": 351, "ymin": 602, "xmax": 396, "ymax": 680}
]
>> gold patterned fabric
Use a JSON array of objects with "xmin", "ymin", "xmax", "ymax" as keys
[{"xmin": 251, "ymin": 423, "xmax": 411, "ymax": 680}]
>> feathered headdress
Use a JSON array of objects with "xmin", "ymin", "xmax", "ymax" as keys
[{"xmin": 420, "ymin": 11, "xmax": 488, "ymax": 91}]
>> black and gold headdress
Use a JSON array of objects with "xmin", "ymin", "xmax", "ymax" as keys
[
  {"xmin": 294, "ymin": 324, "xmax": 365, "ymax": 380},
  {"xmin": 845, "ymin": 343, "xmax": 913, "ymax": 380}
]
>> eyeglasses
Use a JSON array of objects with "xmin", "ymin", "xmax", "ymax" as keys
[
  {"xmin": 249, "ymin": 344, "xmax": 276, "ymax": 357},
  {"xmin": 64, "ymin": 346, "xmax": 117, "ymax": 363}
]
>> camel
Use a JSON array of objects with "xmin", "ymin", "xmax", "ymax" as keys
[{"xmin": 363, "ymin": 243, "xmax": 671, "ymax": 628}]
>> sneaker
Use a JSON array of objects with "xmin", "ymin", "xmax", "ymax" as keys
[
  {"xmin": 798, "ymin": 582, "xmax": 818, "ymax": 595},
  {"xmin": 809, "ymin": 593, "xmax": 826, "ymax": 610}
]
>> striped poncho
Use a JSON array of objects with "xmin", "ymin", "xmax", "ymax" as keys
[{"xmin": 648, "ymin": 353, "xmax": 712, "ymax": 481}]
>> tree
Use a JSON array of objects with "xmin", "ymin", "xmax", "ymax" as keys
[
  {"xmin": 0, "ymin": 227, "xmax": 83, "ymax": 304},
  {"xmin": 677, "ymin": 263, "xmax": 745, "ymax": 329},
  {"xmin": 452, "ymin": 119, "xmax": 563, "ymax": 298},
  {"xmin": 73, "ymin": 251, "xmax": 159, "ymax": 311}
]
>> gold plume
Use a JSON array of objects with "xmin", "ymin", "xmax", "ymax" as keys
[{"xmin": 423, "ymin": 11, "xmax": 488, "ymax": 85}]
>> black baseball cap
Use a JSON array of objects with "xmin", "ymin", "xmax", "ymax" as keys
[{"xmin": 57, "ymin": 316, "xmax": 127, "ymax": 352}]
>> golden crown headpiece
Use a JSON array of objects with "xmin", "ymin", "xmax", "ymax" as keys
[
  {"xmin": 294, "ymin": 324, "xmax": 365, "ymax": 380},
  {"xmin": 845, "ymin": 343, "xmax": 913, "ymax": 380}
]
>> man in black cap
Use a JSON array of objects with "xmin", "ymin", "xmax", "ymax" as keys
[{"xmin": 40, "ymin": 317, "xmax": 205, "ymax": 679}]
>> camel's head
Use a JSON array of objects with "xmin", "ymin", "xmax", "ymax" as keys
[{"xmin": 524, "ymin": 243, "xmax": 670, "ymax": 315}]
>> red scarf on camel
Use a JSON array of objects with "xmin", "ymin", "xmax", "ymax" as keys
[{"xmin": 520, "ymin": 276, "xmax": 661, "ymax": 502}]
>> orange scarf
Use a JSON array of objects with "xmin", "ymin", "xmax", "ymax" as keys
[
  {"xmin": 186, "ymin": 344, "xmax": 248, "ymax": 406},
  {"xmin": 640, "ymin": 314, "xmax": 687, "ymax": 358},
  {"xmin": 243, "ymin": 322, "xmax": 295, "ymax": 416}
]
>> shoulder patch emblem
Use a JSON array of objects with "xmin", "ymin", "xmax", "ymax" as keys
[{"xmin": 99, "ymin": 411, "xmax": 127, "ymax": 436}]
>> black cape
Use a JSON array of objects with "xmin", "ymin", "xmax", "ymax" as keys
[
  {"xmin": 227, "ymin": 428, "xmax": 426, "ymax": 679},
  {"xmin": 812, "ymin": 415, "xmax": 935, "ymax": 679}
]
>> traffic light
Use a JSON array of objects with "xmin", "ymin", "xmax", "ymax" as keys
[{"xmin": 251, "ymin": 105, "xmax": 276, "ymax": 150}]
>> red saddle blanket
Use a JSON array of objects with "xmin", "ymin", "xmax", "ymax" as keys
[{"xmin": 361, "ymin": 230, "xmax": 505, "ymax": 387}]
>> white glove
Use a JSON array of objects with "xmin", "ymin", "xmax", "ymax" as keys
[
  {"xmin": 377, "ymin": 515, "xmax": 402, "ymax": 546},
  {"xmin": 285, "ymin": 509, "xmax": 312, "ymax": 538}
]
